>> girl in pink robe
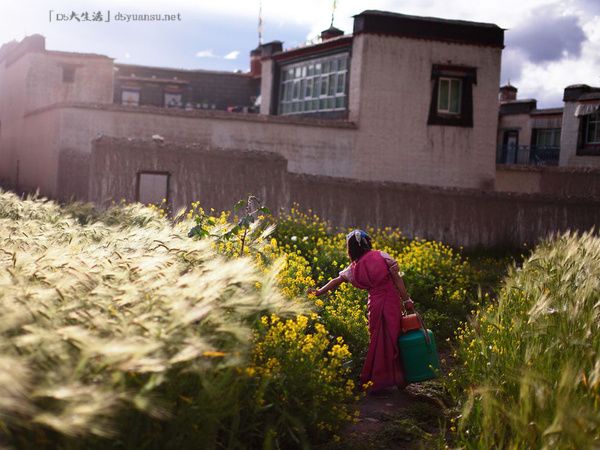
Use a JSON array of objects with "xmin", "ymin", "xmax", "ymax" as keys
[{"xmin": 310, "ymin": 230, "xmax": 415, "ymax": 392}]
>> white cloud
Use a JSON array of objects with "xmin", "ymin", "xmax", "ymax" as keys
[
  {"xmin": 195, "ymin": 49, "xmax": 216, "ymax": 58},
  {"xmin": 224, "ymin": 50, "xmax": 240, "ymax": 60},
  {"xmin": 2, "ymin": 0, "xmax": 599, "ymax": 108}
]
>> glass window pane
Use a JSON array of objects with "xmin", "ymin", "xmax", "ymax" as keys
[
  {"xmin": 339, "ymin": 57, "xmax": 347, "ymax": 71},
  {"xmin": 450, "ymin": 79, "xmax": 461, "ymax": 113},
  {"xmin": 320, "ymin": 76, "xmax": 328, "ymax": 96},
  {"xmin": 592, "ymin": 114, "xmax": 600, "ymax": 142},
  {"xmin": 320, "ymin": 99, "xmax": 327, "ymax": 109},
  {"xmin": 335, "ymin": 97, "xmax": 344, "ymax": 108},
  {"xmin": 337, "ymin": 73, "xmax": 345, "ymax": 93},
  {"xmin": 285, "ymin": 83, "xmax": 292, "ymax": 101},
  {"xmin": 328, "ymin": 74, "xmax": 336, "ymax": 96},
  {"xmin": 301, "ymin": 66, "xmax": 307, "ymax": 77},
  {"xmin": 331, "ymin": 59, "xmax": 338, "ymax": 72},
  {"xmin": 552, "ymin": 130, "xmax": 561, "ymax": 147},
  {"xmin": 292, "ymin": 81, "xmax": 299, "ymax": 99},
  {"xmin": 315, "ymin": 63, "xmax": 321, "ymax": 75},
  {"xmin": 327, "ymin": 98, "xmax": 335, "ymax": 109},
  {"xmin": 322, "ymin": 61, "xmax": 330, "ymax": 73},
  {"xmin": 313, "ymin": 78, "xmax": 320, "ymax": 98},
  {"xmin": 294, "ymin": 67, "xmax": 301, "ymax": 78},
  {"xmin": 306, "ymin": 78, "xmax": 313, "ymax": 98},
  {"xmin": 438, "ymin": 79, "xmax": 449, "ymax": 111}
]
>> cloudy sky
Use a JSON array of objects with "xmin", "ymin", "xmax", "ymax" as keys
[{"xmin": 2, "ymin": 0, "xmax": 599, "ymax": 107}]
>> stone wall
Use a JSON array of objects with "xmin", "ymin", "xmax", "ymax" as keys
[
  {"xmin": 496, "ymin": 165, "xmax": 600, "ymax": 198},
  {"xmin": 90, "ymin": 137, "xmax": 600, "ymax": 249}
]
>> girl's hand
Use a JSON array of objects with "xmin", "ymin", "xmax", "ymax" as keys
[
  {"xmin": 403, "ymin": 298, "xmax": 415, "ymax": 312},
  {"xmin": 307, "ymin": 288, "xmax": 319, "ymax": 297}
]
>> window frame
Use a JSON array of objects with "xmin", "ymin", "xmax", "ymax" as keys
[
  {"xmin": 277, "ymin": 52, "xmax": 349, "ymax": 116},
  {"xmin": 437, "ymin": 77, "xmax": 462, "ymax": 115},
  {"xmin": 585, "ymin": 111, "xmax": 600, "ymax": 144},
  {"xmin": 428, "ymin": 64, "xmax": 476, "ymax": 128},
  {"xmin": 533, "ymin": 128, "xmax": 561, "ymax": 148},
  {"xmin": 164, "ymin": 92, "xmax": 183, "ymax": 108},
  {"xmin": 62, "ymin": 65, "xmax": 76, "ymax": 83},
  {"xmin": 577, "ymin": 111, "xmax": 600, "ymax": 156},
  {"xmin": 121, "ymin": 88, "xmax": 141, "ymax": 107}
]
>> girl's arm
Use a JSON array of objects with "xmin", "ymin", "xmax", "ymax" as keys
[
  {"xmin": 389, "ymin": 270, "xmax": 415, "ymax": 312},
  {"xmin": 308, "ymin": 276, "xmax": 345, "ymax": 297}
]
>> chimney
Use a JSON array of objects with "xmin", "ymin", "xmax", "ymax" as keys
[
  {"xmin": 259, "ymin": 41, "xmax": 283, "ymax": 58},
  {"xmin": 499, "ymin": 84, "xmax": 517, "ymax": 102},
  {"xmin": 249, "ymin": 46, "xmax": 262, "ymax": 78},
  {"xmin": 321, "ymin": 26, "xmax": 344, "ymax": 41}
]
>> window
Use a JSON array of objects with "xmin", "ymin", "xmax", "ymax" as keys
[
  {"xmin": 577, "ymin": 110, "xmax": 600, "ymax": 156},
  {"xmin": 428, "ymin": 65, "xmax": 476, "ymax": 127},
  {"xmin": 165, "ymin": 92, "xmax": 182, "ymax": 108},
  {"xmin": 534, "ymin": 128, "xmax": 561, "ymax": 148},
  {"xmin": 62, "ymin": 66, "xmax": 76, "ymax": 83},
  {"xmin": 585, "ymin": 112, "xmax": 600, "ymax": 144},
  {"xmin": 137, "ymin": 172, "xmax": 169, "ymax": 205},
  {"xmin": 121, "ymin": 89, "xmax": 140, "ymax": 106},
  {"xmin": 437, "ymin": 78, "xmax": 462, "ymax": 114},
  {"xmin": 278, "ymin": 53, "xmax": 349, "ymax": 115}
]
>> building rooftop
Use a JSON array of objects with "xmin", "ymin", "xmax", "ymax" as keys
[
  {"xmin": 564, "ymin": 84, "xmax": 600, "ymax": 102},
  {"xmin": 353, "ymin": 10, "xmax": 504, "ymax": 48},
  {"xmin": 499, "ymin": 99, "xmax": 538, "ymax": 115},
  {"xmin": 115, "ymin": 63, "xmax": 252, "ymax": 77},
  {"xmin": 271, "ymin": 34, "xmax": 353, "ymax": 61},
  {"xmin": 530, "ymin": 107, "xmax": 564, "ymax": 116}
]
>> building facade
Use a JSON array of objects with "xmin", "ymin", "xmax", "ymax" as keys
[{"xmin": 0, "ymin": 10, "xmax": 504, "ymax": 206}]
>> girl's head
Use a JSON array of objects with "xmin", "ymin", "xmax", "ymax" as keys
[{"xmin": 346, "ymin": 229, "xmax": 372, "ymax": 261}]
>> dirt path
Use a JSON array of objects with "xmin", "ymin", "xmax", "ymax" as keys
[{"xmin": 336, "ymin": 353, "xmax": 453, "ymax": 450}]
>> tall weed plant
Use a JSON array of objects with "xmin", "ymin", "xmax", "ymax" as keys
[
  {"xmin": 0, "ymin": 191, "xmax": 304, "ymax": 449},
  {"xmin": 450, "ymin": 231, "xmax": 600, "ymax": 449}
]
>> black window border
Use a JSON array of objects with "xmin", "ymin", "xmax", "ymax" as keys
[
  {"xmin": 61, "ymin": 64, "xmax": 77, "ymax": 83},
  {"xmin": 577, "ymin": 112, "xmax": 600, "ymax": 156},
  {"xmin": 428, "ymin": 64, "xmax": 476, "ymax": 128}
]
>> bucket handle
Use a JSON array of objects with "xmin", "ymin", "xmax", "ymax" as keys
[{"xmin": 402, "ymin": 305, "xmax": 432, "ymax": 350}]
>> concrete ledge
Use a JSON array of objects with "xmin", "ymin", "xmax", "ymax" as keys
[
  {"xmin": 497, "ymin": 164, "xmax": 600, "ymax": 174},
  {"xmin": 25, "ymin": 102, "xmax": 358, "ymax": 129}
]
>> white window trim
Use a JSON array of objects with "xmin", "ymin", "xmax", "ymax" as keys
[
  {"xmin": 585, "ymin": 112, "xmax": 600, "ymax": 144},
  {"xmin": 437, "ymin": 77, "xmax": 462, "ymax": 115},
  {"xmin": 279, "ymin": 53, "xmax": 348, "ymax": 115}
]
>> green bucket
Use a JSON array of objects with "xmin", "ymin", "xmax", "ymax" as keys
[{"xmin": 398, "ymin": 329, "xmax": 440, "ymax": 383}]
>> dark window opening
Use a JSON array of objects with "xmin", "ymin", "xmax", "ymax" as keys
[
  {"xmin": 62, "ymin": 66, "xmax": 76, "ymax": 83},
  {"xmin": 577, "ymin": 111, "xmax": 600, "ymax": 156},
  {"xmin": 428, "ymin": 64, "xmax": 476, "ymax": 127}
]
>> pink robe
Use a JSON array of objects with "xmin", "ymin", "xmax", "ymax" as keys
[{"xmin": 340, "ymin": 250, "xmax": 405, "ymax": 390}]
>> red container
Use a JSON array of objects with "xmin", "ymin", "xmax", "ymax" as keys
[{"xmin": 401, "ymin": 313, "xmax": 421, "ymax": 334}]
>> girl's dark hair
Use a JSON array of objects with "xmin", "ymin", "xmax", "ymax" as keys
[{"xmin": 347, "ymin": 230, "xmax": 372, "ymax": 262}]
